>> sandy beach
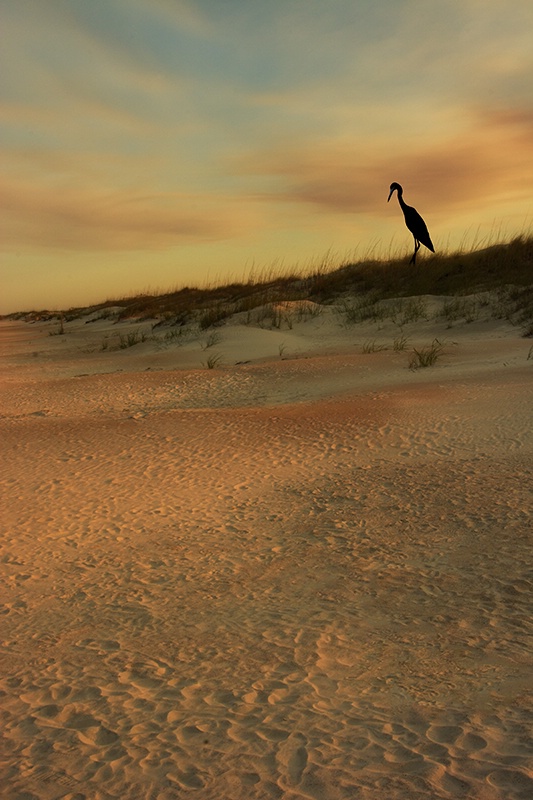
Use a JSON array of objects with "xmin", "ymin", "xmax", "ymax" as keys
[{"xmin": 1, "ymin": 300, "xmax": 532, "ymax": 800}]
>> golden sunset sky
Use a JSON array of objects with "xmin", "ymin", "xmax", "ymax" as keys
[{"xmin": 2, "ymin": 0, "xmax": 532, "ymax": 313}]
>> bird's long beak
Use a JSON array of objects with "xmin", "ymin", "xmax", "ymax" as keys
[{"xmin": 387, "ymin": 188, "xmax": 394, "ymax": 202}]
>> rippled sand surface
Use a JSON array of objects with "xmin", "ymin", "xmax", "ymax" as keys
[{"xmin": 1, "ymin": 309, "xmax": 532, "ymax": 799}]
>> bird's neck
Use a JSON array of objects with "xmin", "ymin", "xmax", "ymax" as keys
[{"xmin": 396, "ymin": 188, "xmax": 407, "ymax": 210}]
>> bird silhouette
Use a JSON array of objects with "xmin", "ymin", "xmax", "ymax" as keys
[{"xmin": 388, "ymin": 182, "xmax": 434, "ymax": 265}]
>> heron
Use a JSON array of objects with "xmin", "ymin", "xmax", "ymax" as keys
[{"xmin": 388, "ymin": 182, "xmax": 435, "ymax": 266}]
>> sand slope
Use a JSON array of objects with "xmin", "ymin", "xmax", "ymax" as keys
[{"xmin": 1, "ymin": 305, "xmax": 532, "ymax": 799}]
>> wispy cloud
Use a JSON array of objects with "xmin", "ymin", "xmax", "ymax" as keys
[
  {"xmin": 235, "ymin": 108, "xmax": 533, "ymax": 220},
  {"xmin": 1, "ymin": 178, "xmax": 257, "ymax": 251}
]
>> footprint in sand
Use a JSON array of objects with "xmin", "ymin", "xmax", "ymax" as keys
[
  {"xmin": 276, "ymin": 732, "xmax": 308, "ymax": 788},
  {"xmin": 487, "ymin": 768, "xmax": 533, "ymax": 796},
  {"xmin": 426, "ymin": 724, "xmax": 462, "ymax": 745},
  {"xmin": 458, "ymin": 731, "xmax": 487, "ymax": 752}
]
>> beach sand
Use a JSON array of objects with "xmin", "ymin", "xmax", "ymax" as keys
[{"xmin": 1, "ymin": 300, "xmax": 532, "ymax": 799}]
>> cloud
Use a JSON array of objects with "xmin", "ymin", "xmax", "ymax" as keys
[
  {"xmin": 0, "ymin": 179, "xmax": 257, "ymax": 252},
  {"xmin": 235, "ymin": 106, "xmax": 533, "ymax": 221}
]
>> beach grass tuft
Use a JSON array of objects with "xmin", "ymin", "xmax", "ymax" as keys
[{"xmin": 408, "ymin": 339, "xmax": 446, "ymax": 370}]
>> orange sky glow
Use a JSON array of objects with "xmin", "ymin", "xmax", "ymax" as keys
[{"xmin": 1, "ymin": 0, "xmax": 532, "ymax": 313}]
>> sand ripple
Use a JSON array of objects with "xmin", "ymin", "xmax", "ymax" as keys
[{"xmin": 1, "ymin": 324, "xmax": 532, "ymax": 799}]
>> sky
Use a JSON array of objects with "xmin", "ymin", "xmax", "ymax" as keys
[{"xmin": 2, "ymin": 0, "xmax": 533, "ymax": 313}]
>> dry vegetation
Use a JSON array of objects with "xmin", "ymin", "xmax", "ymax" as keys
[{"xmin": 5, "ymin": 235, "xmax": 533, "ymax": 336}]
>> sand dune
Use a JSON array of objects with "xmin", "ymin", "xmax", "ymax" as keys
[{"xmin": 1, "ymin": 300, "xmax": 532, "ymax": 799}]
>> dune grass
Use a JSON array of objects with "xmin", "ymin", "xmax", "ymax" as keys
[
  {"xmin": 202, "ymin": 353, "xmax": 222, "ymax": 369},
  {"xmin": 408, "ymin": 339, "xmax": 447, "ymax": 370},
  {"xmin": 5, "ymin": 235, "xmax": 533, "ymax": 336}
]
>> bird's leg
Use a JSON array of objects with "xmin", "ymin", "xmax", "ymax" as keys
[{"xmin": 409, "ymin": 239, "xmax": 420, "ymax": 266}]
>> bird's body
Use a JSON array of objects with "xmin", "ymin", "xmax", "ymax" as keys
[{"xmin": 388, "ymin": 182, "xmax": 434, "ymax": 265}]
